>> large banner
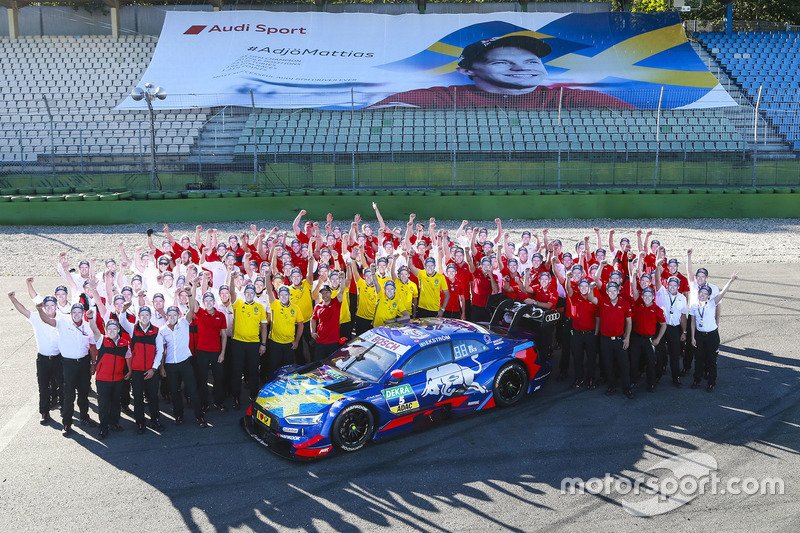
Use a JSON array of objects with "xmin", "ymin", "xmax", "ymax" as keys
[{"xmin": 119, "ymin": 10, "xmax": 736, "ymax": 111}]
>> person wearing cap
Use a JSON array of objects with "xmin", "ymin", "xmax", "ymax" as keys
[
  {"xmin": 564, "ymin": 271, "xmax": 599, "ymax": 390},
  {"xmin": 229, "ymin": 281, "xmax": 269, "ymax": 409},
  {"xmin": 391, "ymin": 262, "xmax": 420, "ymax": 321},
  {"xmin": 292, "ymin": 209, "xmax": 314, "ymax": 246},
  {"xmin": 654, "ymin": 275, "xmax": 689, "ymax": 387},
  {"xmin": 9, "ymin": 290, "xmax": 62, "ymax": 425},
  {"xmin": 287, "ymin": 257, "xmax": 315, "ymax": 364},
  {"xmin": 408, "ymin": 250, "xmax": 449, "ymax": 319},
  {"xmin": 370, "ymin": 35, "xmax": 633, "ymax": 109},
  {"xmin": 464, "ymin": 252, "xmax": 499, "ymax": 323},
  {"xmin": 310, "ymin": 279, "xmax": 347, "ymax": 361},
  {"xmin": 124, "ymin": 305, "xmax": 165, "ymax": 433},
  {"xmin": 164, "ymin": 224, "xmax": 200, "ymax": 264},
  {"xmin": 587, "ymin": 280, "xmax": 633, "ymax": 399},
  {"xmin": 372, "ymin": 264, "xmax": 411, "ymax": 327},
  {"xmin": 36, "ymin": 301, "xmax": 98, "ymax": 436},
  {"xmin": 349, "ymin": 256, "xmax": 379, "ymax": 334},
  {"xmin": 193, "ymin": 288, "xmax": 228, "ymax": 413},
  {"xmin": 608, "ymin": 230, "xmax": 634, "ymax": 281},
  {"xmin": 689, "ymin": 273, "xmax": 737, "ymax": 392},
  {"xmin": 442, "ymin": 262, "xmax": 465, "ymax": 319},
  {"xmin": 86, "ymin": 312, "xmax": 131, "ymax": 439},
  {"xmin": 658, "ymin": 256, "xmax": 690, "ymax": 297},
  {"xmin": 629, "ymin": 286, "xmax": 667, "ymax": 393},
  {"xmin": 686, "ymin": 248, "xmax": 721, "ymax": 377},
  {"xmin": 161, "ymin": 305, "xmax": 207, "ymax": 427},
  {"xmin": 265, "ymin": 282, "xmax": 304, "ymax": 374}
]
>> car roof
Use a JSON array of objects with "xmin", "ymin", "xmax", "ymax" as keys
[{"xmin": 371, "ymin": 318, "xmax": 490, "ymax": 350}]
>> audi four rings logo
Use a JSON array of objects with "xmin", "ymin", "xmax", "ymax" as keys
[{"xmin": 545, "ymin": 312, "xmax": 560, "ymax": 323}]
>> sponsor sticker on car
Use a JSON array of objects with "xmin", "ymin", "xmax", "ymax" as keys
[
  {"xmin": 361, "ymin": 330, "xmax": 411, "ymax": 354},
  {"xmin": 382, "ymin": 383, "xmax": 420, "ymax": 414},
  {"xmin": 256, "ymin": 410, "xmax": 271, "ymax": 427}
]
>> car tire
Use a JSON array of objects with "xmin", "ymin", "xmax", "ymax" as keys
[
  {"xmin": 492, "ymin": 361, "xmax": 529, "ymax": 408},
  {"xmin": 330, "ymin": 403, "xmax": 375, "ymax": 453}
]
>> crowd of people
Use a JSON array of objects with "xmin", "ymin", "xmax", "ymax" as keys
[{"xmin": 9, "ymin": 204, "xmax": 737, "ymax": 440}]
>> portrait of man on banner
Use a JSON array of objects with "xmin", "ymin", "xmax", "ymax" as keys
[{"xmin": 369, "ymin": 35, "xmax": 634, "ymax": 110}]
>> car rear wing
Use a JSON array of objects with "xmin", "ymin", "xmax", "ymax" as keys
[{"xmin": 487, "ymin": 299, "xmax": 562, "ymax": 341}]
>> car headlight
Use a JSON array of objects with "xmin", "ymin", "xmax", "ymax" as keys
[{"xmin": 284, "ymin": 413, "xmax": 324, "ymax": 425}]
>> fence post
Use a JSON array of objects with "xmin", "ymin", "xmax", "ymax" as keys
[
  {"xmin": 351, "ymin": 88, "xmax": 356, "ymax": 190},
  {"xmin": 42, "ymin": 96, "xmax": 55, "ymax": 179},
  {"xmin": 19, "ymin": 128, "xmax": 24, "ymax": 175},
  {"xmin": 654, "ymin": 86, "xmax": 664, "ymax": 188},
  {"xmin": 250, "ymin": 89, "xmax": 258, "ymax": 187},
  {"xmin": 79, "ymin": 128, "xmax": 84, "ymax": 174},
  {"xmin": 752, "ymin": 84, "xmax": 762, "ymax": 187},
  {"xmin": 451, "ymin": 87, "xmax": 456, "ymax": 187},
  {"xmin": 557, "ymin": 87, "xmax": 563, "ymax": 189}
]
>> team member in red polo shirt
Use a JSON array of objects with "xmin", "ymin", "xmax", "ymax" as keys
[
  {"xmin": 630, "ymin": 287, "xmax": 667, "ymax": 393},
  {"xmin": 193, "ymin": 290, "xmax": 228, "ymax": 414},
  {"xmin": 565, "ymin": 272, "xmax": 599, "ymax": 390},
  {"xmin": 87, "ymin": 315, "xmax": 131, "ymax": 440},
  {"xmin": 465, "ymin": 255, "xmax": 497, "ymax": 322},
  {"xmin": 310, "ymin": 282, "xmax": 346, "ymax": 361},
  {"xmin": 588, "ymin": 281, "xmax": 633, "ymax": 398},
  {"xmin": 124, "ymin": 306, "xmax": 165, "ymax": 434}
]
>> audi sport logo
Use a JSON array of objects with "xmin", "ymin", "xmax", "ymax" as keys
[{"xmin": 544, "ymin": 312, "xmax": 561, "ymax": 323}]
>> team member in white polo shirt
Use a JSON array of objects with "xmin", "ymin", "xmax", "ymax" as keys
[
  {"xmin": 37, "ymin": 302, "xmax": 97, "ymax": 437},
  {"xmin": 689, "ymin": 273, "xmax": 737, "ymax": 393},
  {"xmin": 9, "ymin": 291, "xmax": 61, "ymax": 426},
  {"xmin": 161, "ymin": 305, "xmax": 207, "ymax": 427},
  {"xmin": 655, "ymin": 274, "xmax": 688, "ymax": 387}
]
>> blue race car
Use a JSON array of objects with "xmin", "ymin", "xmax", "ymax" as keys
[{"xmin": 241, "ymin": 301, "xmax": 558, "ymax": 460}]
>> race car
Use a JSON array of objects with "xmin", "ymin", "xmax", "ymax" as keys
[{"xmin": 241, "ymin": 300, "xmax": 558, "ymax": 460}]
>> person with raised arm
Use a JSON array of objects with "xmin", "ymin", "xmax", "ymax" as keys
[
  {"xmin": 86, "ymin": 311, "xmax": 131, "ymax": 440},
  {"xmin": 689, "ymin": 272, "xmax": 738, "ymax": 392}
]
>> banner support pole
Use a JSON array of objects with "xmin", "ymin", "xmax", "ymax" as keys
[
  {"xmin": 557, "ymin": 87, "xmax": 563, "ymax": 189},
  {"xmin": 753, "ymin": 84, "xmax": 762, "ymax": 187},
  {"xmin": 351, "ymin": 88, "xmax": 356, "ymax": 190}
]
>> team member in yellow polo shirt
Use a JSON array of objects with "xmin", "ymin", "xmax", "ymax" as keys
[
  {"xmin": 265, "ymin": 283, "xmax": 304, "ymax": 375},
  {"xmin": 391, "ymin": 263, "xmax": 419, "ymax": 317},
  {"xmin": 288, "ymin": 261, "xmax": 314, "ymax": 365},
  {"xmin": 409, "ymin": 255, "xmax": 450, "ymax": 318},
  {"xmin": 229, "ymin": 283, "xmax": 268, "ymax": 410},
  {"xmin": 373, "ymin": 277, "xmax": 411, "ymax": 327},
  {"xmin": 349, "ymin": 257, "xmax": 377, "ymax": 335}
]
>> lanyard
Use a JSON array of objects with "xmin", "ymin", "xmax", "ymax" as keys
[
  {"xmin": 697, "ymin": 304, "xmax": 706, "ymax": 327},
  {"xmin": 668, "ymin": 294, "xmax": 677, "ymax": 315}
]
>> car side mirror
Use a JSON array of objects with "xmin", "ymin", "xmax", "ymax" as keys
[{"xmin": 389, "ymin": 369, "xmax": 404, "ymax": 383}]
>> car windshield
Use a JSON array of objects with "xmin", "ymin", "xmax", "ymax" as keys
[{"xmin": 329, "ymin": 335, "xmax": 402, "ymax": 382}]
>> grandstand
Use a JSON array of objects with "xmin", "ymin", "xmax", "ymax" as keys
[
  {"xmin": 0, "ymin": 7, "xmax": 798, "ymax": 190},
  {"xmin": 0, "ymin": 35, "xmax": 208, "ymax": 165},
  {"xmin": 695, "ymin": 30, "xmax": 800, "ymax": 151}
]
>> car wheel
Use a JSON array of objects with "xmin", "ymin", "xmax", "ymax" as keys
[
  {"xmin": 330, "ymin": 403, "xmax": 375, "ymax": 452},
  {"xmin": 492, "ymin": 361, "xmax": 529, "ymax": 407}
]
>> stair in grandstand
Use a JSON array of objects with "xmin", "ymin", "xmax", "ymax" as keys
[
  {"xmin": 188, "ymin": 107, "xmax": 250, "ymax": 166},
  {"xmin": 692, "ymin": 32, "xmax": 798, "ymax": 160}
]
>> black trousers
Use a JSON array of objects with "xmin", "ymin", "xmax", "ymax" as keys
[
  {"xmin": 570, "ymin": 330, "xmax": 597, "ymax": 383},
  {"xmin": 36, "ymin": 354, "xmax": 62, "ymax": 415},
  {"xmin": 96, "ymin": 379, "xmax": 122, "ymax": 432},
  {"xmin": 222, "ymin": 335, "xmax": 233, "ymax": 396},
  {"xmin": 269, "ymin": 341, "xmax": 295, "ymax": 378},
  {"xmin": 294, "ymin": 321, "xmax": 312, "ymax": 365},
  {"xmin": 231, "ymin": 339, "xmax": 260, "ymax": 402},
  {"xmin": 196, "ymin": 350, "xmax": 225, "ymax": 407},
  {"xmin": 165, "ymin": 359, "xmax": 202, "ymax": 420},
  {"xmin": 630, "ymin": 333, "xmax": 658, "ymax": 387},
  {"xmin": 61, "ymin": 356, "xmax": 91, "ymax": 426},
  {"xmin": 353, "ymin": 316, "xmax": 373, "ymax": 336},
  {"xmin": 339, "ymin": 321, "xmax": 353, "ymax": 341},
  {"xmin": 558, "ymin": 317, "xmax": 573, "ymax": 376},
  {"xmin": 694, "ymin": 329, "xmax": 720, "ymax": 385},
  {"xmin": 663, "ymin": 325, "xmax": 683, "ymax": 381},
  {"xmin": 442, "ymin": 310, "xmax": 460, "ymax": 319},
  {"xmin": 314, "ymin": 342, "xmax": 340, "ymax": 362},
  {"xmin": 131, "ymin": 369, "xmax": 160, "ymax": 424},
  {"xmin": 416, "ymin": 308, "xmax": 438, "ymax": 319},
  {"xmin": 600, "ymin": 336, "xmax": 630, "ymax": 391}
]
